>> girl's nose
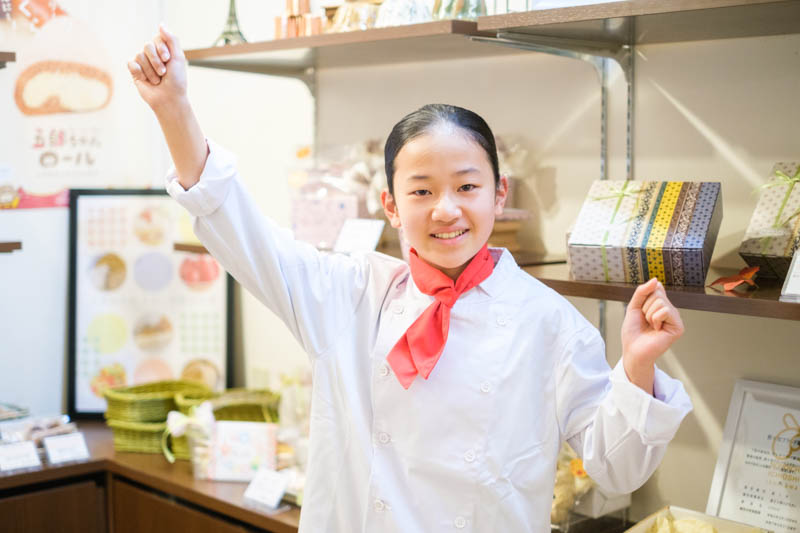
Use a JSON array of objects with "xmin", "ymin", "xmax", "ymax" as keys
[{"xmin": 432, "ymin": 194, "xmax": 461, "ymax": 221}]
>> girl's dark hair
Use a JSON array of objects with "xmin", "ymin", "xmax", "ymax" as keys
[{"xmin": 384, "ymin": 104, "xmax": 500, "ymax": 196}]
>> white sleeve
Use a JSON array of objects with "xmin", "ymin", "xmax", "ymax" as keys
[
  {"xmin": 556, "ymin": 327, "xmax": 693, "ymax": 494},
  {"xmin": 165, "ymin": 139, "xmax": 369, "ymax": 359}
]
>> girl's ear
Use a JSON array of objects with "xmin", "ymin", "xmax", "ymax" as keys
[
  {"xmin": 494, "ymin": 175, "xmax": 509, "ymax": 215},
  {"xmin": 381, "ymin": 189, "xmax": 403, "ymax": 229}
]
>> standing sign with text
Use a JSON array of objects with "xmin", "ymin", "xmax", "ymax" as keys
[{"xmin": 708, "ymin": 380, "xmax": 800, "ymax": 533}]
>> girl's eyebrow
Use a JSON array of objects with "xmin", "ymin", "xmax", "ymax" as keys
[{"xmin": 453, "ymin": 167, "xmax": 479, "ymax": 176}]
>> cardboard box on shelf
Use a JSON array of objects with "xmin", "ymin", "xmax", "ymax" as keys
[
  {"xmin": 568, "ymin": 180, "xmax": 722, "ymax": 286},
  {"xmin": 739, "ymin": 162, "xmax": 800, "ymax": 280}
]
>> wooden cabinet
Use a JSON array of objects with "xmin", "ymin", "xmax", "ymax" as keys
[
  {"xmin": 112, "ymin": 479, "xmax": 248, "ymax": 533},
  {"xmin": 0, "ymin": 478, "xmax": 106, "ymax": 533}
]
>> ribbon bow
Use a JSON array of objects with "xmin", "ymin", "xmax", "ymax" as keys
[
  {"xmin": 590, "ymin": 180, "xmax": 643, "ymax": 281},
  {"xmin": 161, "ymin": 401, "xmax": 215, "ymax": 463}
]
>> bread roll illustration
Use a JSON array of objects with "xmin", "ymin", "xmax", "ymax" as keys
[{"xmin": 14, "ymin": 60, "xmax": 113, "ymax": 115}]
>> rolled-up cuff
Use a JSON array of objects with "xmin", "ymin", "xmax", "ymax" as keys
[
  {"xmin": 609, "ymin": 360, "xmax": 693, "ymax": 445},
  {"xmin": 165, "ymin": 139, "xmax": 238, "ymax": 217}
]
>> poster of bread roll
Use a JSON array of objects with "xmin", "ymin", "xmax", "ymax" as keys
[
  {"xmin": 69, "ymin": 191, "xmax": 230, "ymax": 417},
  {"xmin": 0, "ymin": 1, "xmax": 165, "ymax": 206}
]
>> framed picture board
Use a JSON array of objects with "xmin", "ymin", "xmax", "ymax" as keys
[
  {"xmin": 707, "ymin": 379, "xmax": 800, "ymax": 533},
  {"xmin": 67, "ymin": 189, "xmax": 233, "ymax": 419}
]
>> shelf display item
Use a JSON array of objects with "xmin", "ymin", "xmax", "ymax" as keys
[
  {"xmin": 213, "ymin": 0, "xmax": 247, "ymax": 46},
  {"xmin": 433, "ymin": 0, "xmax": 486, "ymax": 20},
  {"xmin": 488, "ymin": 207, "xmax": 529, "ymax": 252},
  {"xmin": 568, "ymin": 180, "xmax": 723, "ymax": 286},
  {"xmin": 328, "ymin": 0, "xmax": 383, "ymax": 33},
  {"xmin": 375, "ymin": 0, "xmax": 433, "ymax": 27},
  {"xmin": 275, "ymin": 0, "xmax": 323, "ymax": 38},
  {"xmin": 739, "ymin": 162, "xmax": 800, "ymax": 280},
  {"xmin": 626, "ymin": 507, "xmax": 765, "ymax": 533}
]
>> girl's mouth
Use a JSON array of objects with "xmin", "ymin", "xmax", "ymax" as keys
[{"xmin": 432, "ymin": 229, "xmax": 468, "ymax": 240}]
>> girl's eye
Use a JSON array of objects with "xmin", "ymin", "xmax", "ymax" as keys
[
  {"xmin": 460, "ymin": 184, "xmax": 477, "ymax": 192},
  {"xmin": 411, "ymin": 189, "xmax": 431, "ymax": 197}
]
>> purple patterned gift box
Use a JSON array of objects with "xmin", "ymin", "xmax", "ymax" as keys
[
  {"xmin": 568, "ymin": 180, "xmax": 723, "ymax": 286},
  {"xmin": 739, "ymin": 162, "xmax": 800, "ymax": 280}
]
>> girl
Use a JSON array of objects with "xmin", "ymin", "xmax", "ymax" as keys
[{"xmin": 129, "ymin": 25, "xmax": 692, "ymax": 533}]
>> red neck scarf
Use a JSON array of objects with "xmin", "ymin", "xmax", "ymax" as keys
[{"xmin": 387, "ymin": 244, "xmax": 494, "ymax": 389}]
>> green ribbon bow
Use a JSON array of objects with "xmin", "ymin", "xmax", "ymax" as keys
[
  {"xmin": 590, "ymin": 180, "xmax": 643, "ymax": 281},
  {"xmin": 757, "ymin": 167, "xmax": 800, "ymax": 255}
]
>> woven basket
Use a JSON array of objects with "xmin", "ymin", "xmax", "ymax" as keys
[
  {"xmin": 107, "ymin": 419, "xmax": 168, "ymax": 454},
  {"xmin": 104, "ymin": 380, "xmax": 210, "ymax": 423},
  {"xmin": 170, "ymin": 388, "xmax": 281, "ymax": 460}
]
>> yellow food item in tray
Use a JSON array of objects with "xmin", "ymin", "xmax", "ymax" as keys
[{"xmin": 649, "ymin": 513, "xmax": 719, "ymax": 533}]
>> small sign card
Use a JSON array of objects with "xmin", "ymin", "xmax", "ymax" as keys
[
  {"xmin": 780, "ymin": 251, "xmax": 800, "ymax": 303},
  {"xmin": 334, "ymin": 219, "xmax": 385, "ymax": 254},
  {"xmin": 43, "ymin": 432, "xmax": 90, "ymax": 464},
  {"xmin": 0, "ymin": 441, "xmax": 42, "ymax": 471},
  {"xmin": 243, "ymin": 468, "xmax": 292, "ymax": 514}
]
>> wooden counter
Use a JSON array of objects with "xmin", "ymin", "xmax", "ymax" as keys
[{"xmin": 0, "ymin": 422, "xmax": 300, "ymax": 533}]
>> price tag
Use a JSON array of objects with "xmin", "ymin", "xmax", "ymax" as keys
[
  {"xmin": 243, "ymin": 468, "xmax": 292, "ymax": 512},
  {"xmin": 0, "ymin": 441, "xmax": 41, "ymax": 471},
  {"xmin": 333, "ymin": 219, "xmax": 385, "ymax": 254},
  {"xmin": 43, "ymin": 432, "xmax": 90, "ymax": 464}
]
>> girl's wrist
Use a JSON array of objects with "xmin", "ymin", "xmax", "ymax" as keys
[{"xmin": 622, "ymin": 354, "xmax": 656, "ymax": 396}]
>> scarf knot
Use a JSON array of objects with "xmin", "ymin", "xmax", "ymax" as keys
[{"xmin": 386, "ymin": 244, "xmax": 494, "ymax": 389}]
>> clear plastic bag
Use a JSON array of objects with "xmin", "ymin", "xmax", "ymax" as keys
[
  {"xmin": 328, "ymin": 0, "xmax": 382, "ymax": 32},
  {"xmin": 375, "ymin": 0, "xmax": 434, "ymax": 27},
  {"xmin": 432, "ymin": 0, "xmax": 486, "ymax": 20}
]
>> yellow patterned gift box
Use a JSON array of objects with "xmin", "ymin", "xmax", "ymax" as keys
[
  {"xmin": 568, "ymin": 180, "xmax": 723, "ymax": 286},
  {"xmin": 739, "ymin": 162, "xmax": 800, "ymax": 280}
]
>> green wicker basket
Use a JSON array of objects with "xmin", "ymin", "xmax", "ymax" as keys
[
  {"xmin": 104, "ymin": 380, "xmax": 210, "ymax": 423},
  {"xmin": 107, "ymin": 419, "xmax": 168, "ymax": 454},
  {"xmin": 170, "ymin": 388, "xmax": 281, "ymax": 461}
]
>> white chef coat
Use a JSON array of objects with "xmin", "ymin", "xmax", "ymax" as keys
[{"xmin": 166, "ymin": 140, "xmax": 693, "ymax": 533}]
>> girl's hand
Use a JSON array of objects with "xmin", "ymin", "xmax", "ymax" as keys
[
  {"xmin": 621, "ymin": 278, "xmax": 685, "ymax": 394},
  {"xmin": 128, "ymin": 24, "xmax": 187, "ymax": 111}
]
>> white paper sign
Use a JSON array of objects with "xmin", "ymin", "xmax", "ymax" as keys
[
  {"xmin": 0, "ymin": 441, "xmax": 42, "ymax": 471},
  {"xmin": 43, "ymin": 432, "xmax": 90, "ymax": 464},
  {"xmin": 709, "ymin": 382, "xmax": 800, "ymax": 533},
  {"xmin": 243, "ymin": 468, "xmax": 292, "ymax": 512},
  {"xmin": 780, "ymin": 251, "xmax": 800, "ymax": 302},
  {"xmin": 334, "ymin": 219, "xmax": 385, "ymax": 254}
]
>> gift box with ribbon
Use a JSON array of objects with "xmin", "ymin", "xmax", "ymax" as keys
[
  {"xmin": 568, "ymin": 180, "xmax": 723, "ymax": 286},
  {"xmin": 739, "ymin": 162, "xmax": 800, "ymax": 280}
]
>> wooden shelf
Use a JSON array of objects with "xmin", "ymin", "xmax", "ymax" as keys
[
  {"xmin": 0, "ymin": 51, "xmax": 15, "ymax": 69},
  {"xmin": 524, "ymin": 263, "xmax": 800, "ymax": 321},
  {"xmin": 478, "ymin": 0, "xmax": 800, "ymax": 45},
  {"xmin": 0, "ymin": 241, "xmax": 22, "ymax": 253},
  {"xmin": 185, "ymin": 20, "xmax": 520, "ymax": 75},
  {"xmin": 174, "ymin": 242, "xmax": 208, "ymax": 254}
]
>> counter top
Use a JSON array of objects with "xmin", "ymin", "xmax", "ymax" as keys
[{"xmin": 0, "ymin": 422, "xmax": 300, "ymax": 533}]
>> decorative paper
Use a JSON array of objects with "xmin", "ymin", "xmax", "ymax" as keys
[
  {"xmin": 206, "ymin": 421, "xmax": 277, "ymax": 482},
  {"xmin": 68, "ymin": 190, "xmax": 230, "ymax": 417},
  {"xmin": 740, "ymin": 162, "xmax": 800, "ymax": 280},
  {"xmin": 568, "ymin": 180, "xmax": 723, "ymax": 286}
]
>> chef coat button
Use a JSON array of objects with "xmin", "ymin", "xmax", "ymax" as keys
[
  {"xmin": 379, "ymin": 364, "xmax": 390, "ymax": 377},
  {"xmin": 463, "ymin": 450, "xmax": 476, "ymax": 463},
  {"xmin": 378, "ymin": 432, "xmax": 391, "ymax": 444},
  {"xmin": 393, "ymin": 304, "xmax": 404, "ymax": 314},
  {"xmin": 374, "ymin": 499, "xmax": 386, "ymax": 512},
  {"xmin": 480, "ymin": 381, "xmax": 492, "ymax": 393},
  {"xmin": 496, "ymin": 315, "xmax": 507, "ymax": 326},
  {"xmin": 454, "ymin": 516, "xmax": 467, "ymax": 528}
]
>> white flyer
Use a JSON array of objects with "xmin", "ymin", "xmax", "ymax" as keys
[
  {"xmin": 43, "ymin": 432, "xmax": 90, "ymax": 464},
  {"xmin": 0, "ymin": 441, "xmax": 42, "ymax": 471}
]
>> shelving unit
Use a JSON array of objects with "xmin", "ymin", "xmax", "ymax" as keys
[
  {"xmin": 182, "ymin": 0, "xmax": 800, "ymax": 322},
  {"xmin": 0, "ymin": 51, "xmax": 15, "ymax": 69},
  {"xmin": 0, "ymin": 241, "xmax": 22, "ymax": 253}
]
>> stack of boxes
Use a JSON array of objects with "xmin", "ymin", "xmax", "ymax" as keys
[{"xmin": 275, "ymin": 0, "xmax": 323, "ymax": 39}]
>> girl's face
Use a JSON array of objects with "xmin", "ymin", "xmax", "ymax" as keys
[{"xmin": 381, "ymin": 123, "xmax": 508, "ymax": 280}]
